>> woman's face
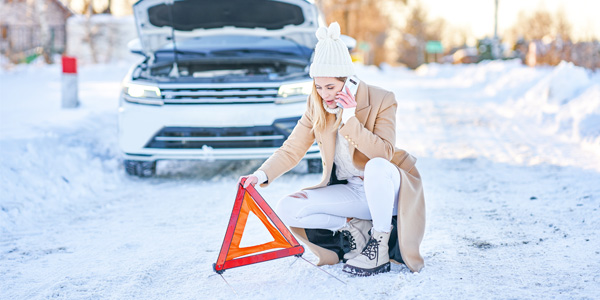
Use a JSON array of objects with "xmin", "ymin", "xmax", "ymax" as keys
[{"xmin": 314, "ymin": 77, "xmax": 344, "ymax": 109}]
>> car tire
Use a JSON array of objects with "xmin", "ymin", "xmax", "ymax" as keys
[
  {"xmin": 307, "ymin": 158, "xmax": 323, "ymax": 174},
  {"xmin": 124, "ymin": 160, "xmax": 156, "ymax": 177}
]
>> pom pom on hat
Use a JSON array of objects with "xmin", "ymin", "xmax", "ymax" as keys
[
  {"xmin": 309, "ymin": 22, "xmax": 355, "ymax": 78},
  {"xmin": 327, "ymin": 22, "xmax": 341, "ymax": 39}
]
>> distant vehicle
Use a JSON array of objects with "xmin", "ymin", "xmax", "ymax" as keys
[
  {"xmin": 443, "ymin": 47, "xmax": 479, "ymax": 64},
  {"xmin": 119, "ymin": 0, "xmax": 355, "ymax": 177}
]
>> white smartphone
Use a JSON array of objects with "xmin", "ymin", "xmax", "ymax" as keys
[{"xmin": 337, "ymin": 76, "xmax": 360, "ymax": 108}]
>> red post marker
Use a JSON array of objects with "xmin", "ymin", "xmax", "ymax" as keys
[
  {"xmin": 61, "ymin": 56, "xmax": 79, "ymax": 108},
  {"xmin": 62, "ymin": 56, "xmax": 77, "ymax": 74}
]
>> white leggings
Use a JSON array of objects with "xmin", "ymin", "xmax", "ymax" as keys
[{"xmin": 275, "ymin": 157, "xmax": 401, "ymax": 233}]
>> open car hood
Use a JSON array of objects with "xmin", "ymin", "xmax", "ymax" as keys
[{"xmin": 133, "ymin": 0, "xmax": 321, "ymax": 56}]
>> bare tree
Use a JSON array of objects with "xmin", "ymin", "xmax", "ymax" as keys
[
  {"xmin": 509, "ymin": 6, "xmax": 573, "ymax": 42},
  {"xmin": 82, "ymin": 1, "xmax": 100, "ymax": 63},
  {"xmin": 318, "ymin": 0, "xmax": 407, "ymax": 65},
  {"xmin": 554, "ymin": 9, "xmax": 572, "ymax": 41},
  {"xmin": 396, "ymin": 2, "xmax": 444, "ymax": 68},
  {"xmin": 34, "ymin": 0, "xmax": 53, "ymax": 63},
  {"xmin": 64, "ymin": 0, "xmax": 112, "ymax": 63}
]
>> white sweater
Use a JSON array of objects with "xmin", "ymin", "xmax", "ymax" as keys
[{"xmin": 333, "ymin": 129, "xmax": 364, "ymax": 180}]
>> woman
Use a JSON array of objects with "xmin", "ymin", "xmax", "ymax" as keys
[{"xmin": 242, "ymin": 22, "xmax": 426, "ymax": 275}]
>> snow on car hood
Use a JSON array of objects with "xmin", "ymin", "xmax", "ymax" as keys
[{"xmin": 133, "ymin": 0, "xmax": 321, "ymax": 57}]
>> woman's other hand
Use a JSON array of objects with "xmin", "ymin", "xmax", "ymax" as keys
[
  {"xmin": 335, "ymin": 86, "xmax": 357, "ymax": 109},
  {"xmin": 240, "ymin": 175, "xmax": 259, "ymax": 188}
]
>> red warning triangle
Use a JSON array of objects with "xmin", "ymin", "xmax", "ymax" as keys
[{"xmin": 213, "ymin": 178, "xmax": 304, "ymax": 273}]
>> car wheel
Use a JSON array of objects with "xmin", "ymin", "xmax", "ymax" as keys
[
  {"xmin": 124, "ymin": 160, "xmax": 156, "ymax": 177},
  {"xmin": 307, "ymin": 158, "xmax": 323, "ymax": 174}
]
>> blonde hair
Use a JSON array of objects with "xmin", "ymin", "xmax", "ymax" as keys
[{"xmin": 311, "ymin": 77, "xmax": 346, "ymax": 132}]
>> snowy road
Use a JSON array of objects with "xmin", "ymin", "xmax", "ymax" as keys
[{"xmin": 1, "ymin": 61, "xmax": 599, "ymax": 299}]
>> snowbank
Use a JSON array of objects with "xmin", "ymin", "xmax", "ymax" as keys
[
  {"xmin": 412, "ymin": 60, "xmax": 600, "ymax": 152},
  {"xmin": 514, "ymin": 61, "xmax": 600, "ymax": 152},
  {"xmin": 0, "ymin": 62, "xmax": 132, "ymax": 232}
]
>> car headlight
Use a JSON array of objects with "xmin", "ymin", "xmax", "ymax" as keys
[
  {"xmin": 276, "ymin": 81, "xmax": 312, "ymax": 104},
  {"xmin": 122, "ymin": 82, "xmax": 163, "ymax": 105}
]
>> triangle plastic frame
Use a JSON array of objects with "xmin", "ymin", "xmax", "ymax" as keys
[{"xmin": 213, "ymin": 178, "xmax": 304, "ymax": 273}]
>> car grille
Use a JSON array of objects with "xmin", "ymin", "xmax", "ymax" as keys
[
  {"xmin": 145, "ymin": 125, "xmax": 290, "ymax": 149},
  {"xmin": 158, "ymin": 82, "xmax": 281, "ymax": 104}
]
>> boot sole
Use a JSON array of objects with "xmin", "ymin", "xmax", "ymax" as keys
[{"xmin": 342, "ymin": 262, "xmax": 391, "ymax": 276}]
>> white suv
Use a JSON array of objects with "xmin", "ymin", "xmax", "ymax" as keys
[{"xmin": 119, "ymin": 0, "xmax": 332, "ymax": 176}]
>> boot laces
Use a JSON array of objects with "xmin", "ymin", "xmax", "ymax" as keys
[
  {"xmin": 341, "ymin": 230, "xmax": 356, "ymax": 251},
  {"xmin": 360, "ymin": 236, "xmax": 379, "ymax": 261}
]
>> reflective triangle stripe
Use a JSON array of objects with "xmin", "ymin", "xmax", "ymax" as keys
[{"xmin": 214, "ymin": 178, "xmax": 304, "ymax": 273}]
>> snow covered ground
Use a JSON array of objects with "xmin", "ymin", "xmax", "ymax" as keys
[{"xmin": 1, "ymin": 59, "xmax": 599, "ymax": 299}]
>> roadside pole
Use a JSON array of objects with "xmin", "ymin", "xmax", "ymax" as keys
[{"xmin": 61, "ymin": 56, "xmax": 79, "ymax": 108}]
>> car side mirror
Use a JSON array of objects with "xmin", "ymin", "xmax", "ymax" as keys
[
  {"xmin": 127, "ymin": 38, "xmax": 144, "ymax": 55},
  {"xmin": 340, "ymin": 35, "xmax": 356, "ymax": 51}
]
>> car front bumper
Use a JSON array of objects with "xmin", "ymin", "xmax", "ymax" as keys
[{"xmin": 118, "ymin": 95, "xmax": 320, "ymax": 161}]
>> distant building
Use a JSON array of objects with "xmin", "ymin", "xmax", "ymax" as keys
[{"xmin": 0, "ymin": 0, "xmax": 73, "ymax": 63}]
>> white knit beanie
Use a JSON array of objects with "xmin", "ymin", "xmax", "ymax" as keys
[{"xmin": 309, "ymin": 22, "xmax": 355, "ymax": 78}]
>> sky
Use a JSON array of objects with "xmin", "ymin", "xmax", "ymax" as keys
[{"xmin": 419, "ymin": 0, "xmax": 600, "ymax": 41}]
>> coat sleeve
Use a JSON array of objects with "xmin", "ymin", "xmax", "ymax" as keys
[
  {"xmin": 338, "ymin": 91, "xmax": 396, "ymax": 160},
  {"xmin": 257, "ymin": 101, "xmax": 316, "ymax": 187}
]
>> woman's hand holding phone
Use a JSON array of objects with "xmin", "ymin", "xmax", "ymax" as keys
[{"xmin": 336, "ymin": 86, "xmax": 357, "ymax": 109}]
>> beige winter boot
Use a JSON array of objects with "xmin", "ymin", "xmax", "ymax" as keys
[
  {"xmin": 338, "ymin": 218, "xmax": 373, "ymax": 261},
  {"xmin": 342, "ymin": 229, "xmax": 391, "ymax": 276}
]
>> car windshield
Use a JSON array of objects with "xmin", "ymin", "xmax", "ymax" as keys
[
  {"xmin": 154, "ymin": 49, "xmax": 208, "ymax": 56},
  {"xmin": 152, "ymin": 35, "xmax": 312, "ymax": 67},
  {"xmin": 145, "ymin": 59, "xmax": 308, "ymax": 83},
  {"xmin": 154, "ymin": 47, "xmax": 308, "ymax": 59}
]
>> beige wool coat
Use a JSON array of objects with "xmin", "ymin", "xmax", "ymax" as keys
[{"xmin": 258, "ymin": 81, "xmax": 426, "ymax": 272}]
